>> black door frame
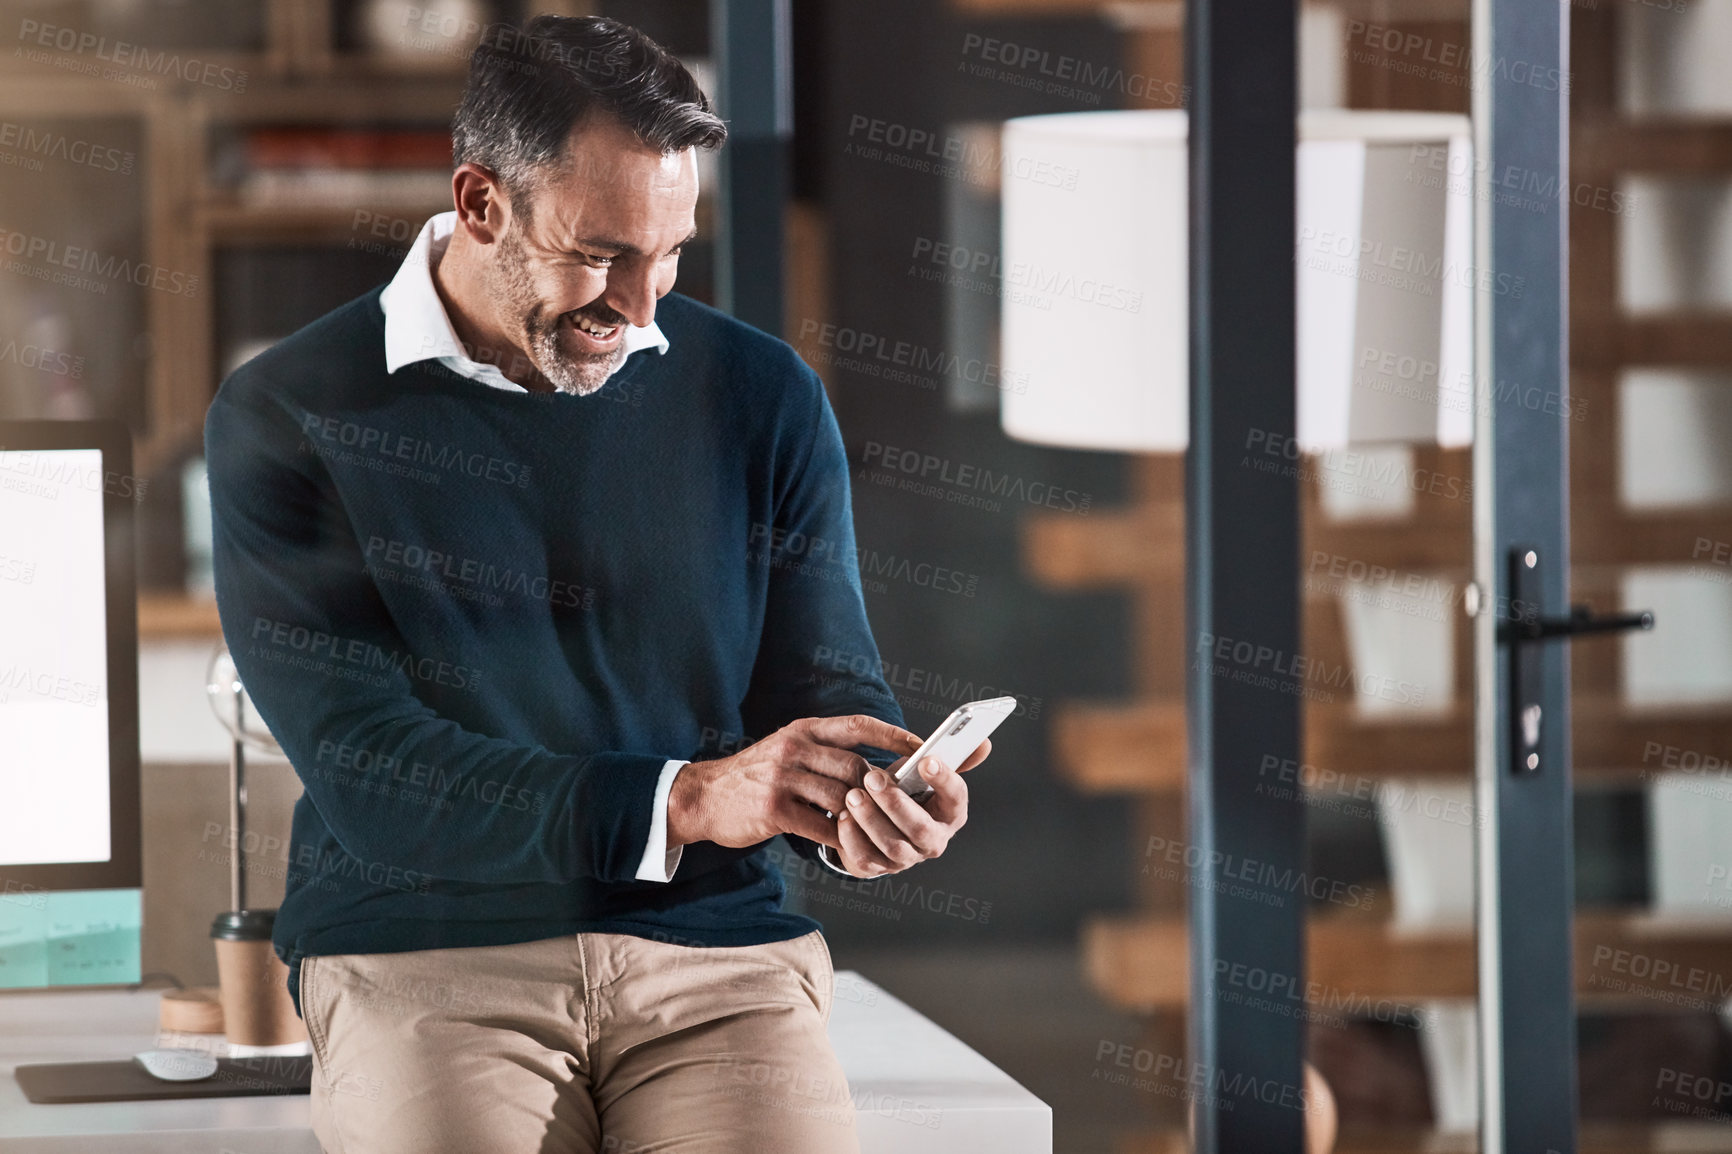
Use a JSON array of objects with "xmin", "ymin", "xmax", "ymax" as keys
[
  {"xmin": 1472, "ymin": 0, "xmax": 1578, "ymax": 1150},
  {"xmin": 711, "ymin": 0, "xmax": 792, "ymax": 337},
  {"xmin": 1185, "ymin": 0, "xmax": 1307, "ymax": 1149}
]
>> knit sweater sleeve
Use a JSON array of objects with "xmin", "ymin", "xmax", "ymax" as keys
[
  {"xmin": 736, "ymin": 365, "xmax": 908, "ymax": 869},
  {"xmin": 206, "ymin": 365, "xmax": 667, "ymax": 887}
]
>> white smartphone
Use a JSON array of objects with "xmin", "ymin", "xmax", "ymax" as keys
[{"xmin": 893, "ymin": 696, "xmax": 1018, "ymax": 799}]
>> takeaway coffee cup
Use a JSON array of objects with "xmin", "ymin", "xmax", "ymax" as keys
[{"xmin": 211, "ymin": 910, "xmax": 306, "ymax": 1047}]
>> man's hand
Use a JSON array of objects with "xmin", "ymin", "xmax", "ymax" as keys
[
  {"xmin": 667, "ymin": 715, "xmax": 922, "ymax": 853},
  {"xmin": 830, "ymin": 739, "xmax": 990, "ymax": 878}
]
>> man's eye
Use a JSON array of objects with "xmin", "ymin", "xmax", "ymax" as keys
[{"xmin": 583, "ymin": 253, "xmax": 614, "ymax": 268}]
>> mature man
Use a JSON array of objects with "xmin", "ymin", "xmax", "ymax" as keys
[{"xmin": 205, "ymin": 15, "xmax": 988, "ymax": 1154}]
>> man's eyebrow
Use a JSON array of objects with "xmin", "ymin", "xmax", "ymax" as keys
[{"xmin": 570, "ymin": 230, "xmax": 699, "ymax": 257}]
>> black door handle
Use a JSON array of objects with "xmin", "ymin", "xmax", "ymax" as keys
[
  {"xmin": 1500, "ymin": 547, "xmax": 1654, "ymax": 774},
  {"xmin": 1501, "ymin": 603, "xmax": 1655, "ymax": 642}
]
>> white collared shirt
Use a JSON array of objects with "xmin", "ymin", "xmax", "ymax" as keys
[
  {"xmin": 378, "ymin": 212, "xmax": 687, "ymax": 884},
  {"xmin": 381, "ymin": 211, "xmax": 669, "ymax": 391}
]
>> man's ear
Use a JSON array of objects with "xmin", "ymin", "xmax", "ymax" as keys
[{"xmin": 451, "ymin": 163, "xmax": 512, "ymax": 246}]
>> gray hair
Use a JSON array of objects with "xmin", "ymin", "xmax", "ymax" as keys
[{"xmin": 452, "ymin": 15, "xmax": 727, "ymax": 208}]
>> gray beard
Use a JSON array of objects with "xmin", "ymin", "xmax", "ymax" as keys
[
  {"xmin": 524, "ymin": 317, "xmax": 626, "ymax": 396},
  {"xmin": 493, "ymin": 229, "xmax": 626, "ymax": 396}
]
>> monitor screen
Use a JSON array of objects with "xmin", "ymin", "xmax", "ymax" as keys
[
  {"xmin": 0, "ymin": 422, "xmax": 141, "ymax": 989},
  {"xmin": 0, "ymin": 447, "xmax": 112, "ymax": 867}
]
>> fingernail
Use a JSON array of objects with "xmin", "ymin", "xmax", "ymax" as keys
[
  {"xmin": 922, "ymin": 758, "xmax": 945, "ymax": 778},
  {"xmin": 866, "ymin": 770, "xmax": 887, "ymax": 792},
  {"xmin": 848, "ymin": 789, "xmax": 866, "ymax": 807}
]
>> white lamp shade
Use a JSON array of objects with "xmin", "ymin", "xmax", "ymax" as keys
[{"xmin": 1000, "ymin": 110, "xmax": 1474, "ymax": 453}]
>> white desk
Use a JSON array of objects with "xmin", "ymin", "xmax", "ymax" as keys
[{"xmin": 0, "ymin": 973, "xmax": 1050, "ymax": 1153}]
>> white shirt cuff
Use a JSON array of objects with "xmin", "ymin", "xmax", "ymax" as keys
[{"xmin": 634, "ymin": 759, "xmax": 688, "ymax": 882}]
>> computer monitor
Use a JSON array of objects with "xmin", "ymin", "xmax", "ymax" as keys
[{"xmin": 0, "ymin": 420, "xmax": 142, "ymax": 988}]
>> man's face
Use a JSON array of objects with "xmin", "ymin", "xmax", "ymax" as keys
[{"xmin": 484, "ymin": 115, "xmax": 699, "ymax": 395}]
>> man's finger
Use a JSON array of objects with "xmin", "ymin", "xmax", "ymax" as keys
[
  {"xmin": 779, "ymin": 797, "xmax": 842, "ymax": 851},
  {"xmin": 788, "ymin": 770, "xmax": 851, "ymax": 817},
  {"xmin": 844, "ymin": 784, "xmax": 925, "ymax": 869},
  {"xmin": 862, "ymin": 769, "xmax": 948, "ymax": 854},
  {"xmin": 838, "ymin": 811, "xmax": 894, "ymax": 876},
  {"xmin": 912, "ymin": 756, "xmax": 969, "ymax": 826},
  {"xmin": 801, "ymin": 714, "xmax": 923, "ymax": 757},
  {"xmin": 792, "ymin": 739, "xmax": 875, "ymax": 787}
]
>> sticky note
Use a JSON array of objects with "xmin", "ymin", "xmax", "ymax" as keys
[{"xmin": 0, "ymin": 888, "xmax": 140, "ymax": 989}]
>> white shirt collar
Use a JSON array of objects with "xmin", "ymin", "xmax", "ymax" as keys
[{"xmin": 380, "ymin": 211, "xmax": 669, "ymax": 394}]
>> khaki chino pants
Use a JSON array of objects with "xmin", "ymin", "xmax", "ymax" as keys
[{"xmin": 298, "ymin": 929, "xmax": 859, "ymax": 1154}]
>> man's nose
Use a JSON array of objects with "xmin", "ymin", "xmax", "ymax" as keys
[{"xmin": 604, "ymin": 262, "xmax": 659, "ymax": 329}]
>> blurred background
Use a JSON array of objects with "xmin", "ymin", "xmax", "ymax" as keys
[{"xmin": 4, "ymin": 0, "xmax": 1732, "ymax": 1149}]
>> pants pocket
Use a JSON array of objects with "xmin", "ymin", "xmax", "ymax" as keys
[
  {"xmin": 299, "ymin": 955, "xmax": 333, "ymax": 1073},
  {"xmin": 805, "ymin": 931, "xmax": 836, "ymax": 1023}
]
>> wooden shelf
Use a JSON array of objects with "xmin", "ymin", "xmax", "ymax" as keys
[
  {"xmin": 1305, "ymin": 707, "xmax": 1470, "ymax": 778},
  {"xmin": 197, "ymin": 186, "xmax": 716, "ymax": 246},
  {"xmin": 1054, "ymin": 696, "xmax": 1732, "ymax": 790},
  {"xmin": 1022, "ymin": 505, "xmax": 1181, "ymax": 588},
  {"xmin": 1053, "ymin": 701, "xmax": 1188, "ymax": 791},
  {"xmin": 1576, "ymin": 121, "xmax": 1732, "ymax": 175},
  {"xmin": 1304, "ymin": 521, "xmax": 1470, "ymax": 572},
  {"xmin": 1116, "ymin": 1125, "xmax": 1732, "ymax": 1154},
  {"xmin": 1113, "ymin": 1132, "xmax": 1188, "ymax": 1154},
  {"xmin": 1030, "ymin": 496, "xmax": 1732, "ymax": 585},
  {"xmin": 1086, "ymin": 912, "xmax": 1732, "ymax": 1011},
  {"xmin": 324, "ymin": 55, "xmax": 472, "ymax": 82},
  {"xmin": 1023, "ymin": 506, "xmax": 1474, "ymax": 593},
  {"xmin": 946, "ymin": 0, "xmax": 1132, "ymax": 14},
  {"xmin": 0, "ymin": 49, "xmax": 274, "ymax": 90},
  {"xmin": 1573, "ymin": 315, "xmax": 1732, "ymax": 370},
  {"xmin": 1576, "ymin": 704, "xmax": 1732, "ymax": 774},
  {"xmin": 198, "ymin": 198, "xmax": 452, "ymax": 244},
  {"xmin": 1335, "ymin": 1127, "xmax": 1732, "ymax": 1154},
  {"xmin": 1573, "ymin": 508, "xmax": 1732, "ymax": 565},
  {"xmin": 138, "ymin": 594, "xmax": 223, "ymax": 641},
  {"xmin": 949, "ymin": 0, "xmax": 1471, "ymax": 18},
  {"xmin": 1119, "ymin": 1119, "xmax": 1732, "ymax": 1152},
  {"xmin": 1054, "ymin": 701, "xmax": 1472, "ymax": 790}
]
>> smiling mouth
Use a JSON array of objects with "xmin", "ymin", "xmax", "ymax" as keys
[
  {"xmin": 573, "ymin": 313, "xmax": 618, "ymax": 338},
  {"xmin": 562, "ymin": 308, "xmax": 627, "ymax": 353}
]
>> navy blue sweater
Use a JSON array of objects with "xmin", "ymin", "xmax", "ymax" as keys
[{"xmin": 205, "ymin": 288, "xmax": 903, "ymax": 1013}]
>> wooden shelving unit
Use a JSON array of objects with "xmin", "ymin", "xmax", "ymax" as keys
[
  {"xmin": 0, "ymin": 0, "xmax": 630, "ymax": 636},
  {"xmin": 990, "ymin": 0, "xmax": 1732, "ymax": 1144},
  {"xmin": 1085, "ymin": 911, "xmax": 1732, "ymax": 1010},
  {"xmin": 0, "ymin": 2, "xmax": 558, "ymax": 470}
]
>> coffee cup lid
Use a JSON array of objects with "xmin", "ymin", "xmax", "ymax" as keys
[{"xmin": 210, "ymin": 909, "xmax": 276, "ymax": 941}]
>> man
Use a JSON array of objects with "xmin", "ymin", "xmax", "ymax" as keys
[{"xmin": 206, "ymin": 15, "xmax": 989, "ymax": 1154}]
